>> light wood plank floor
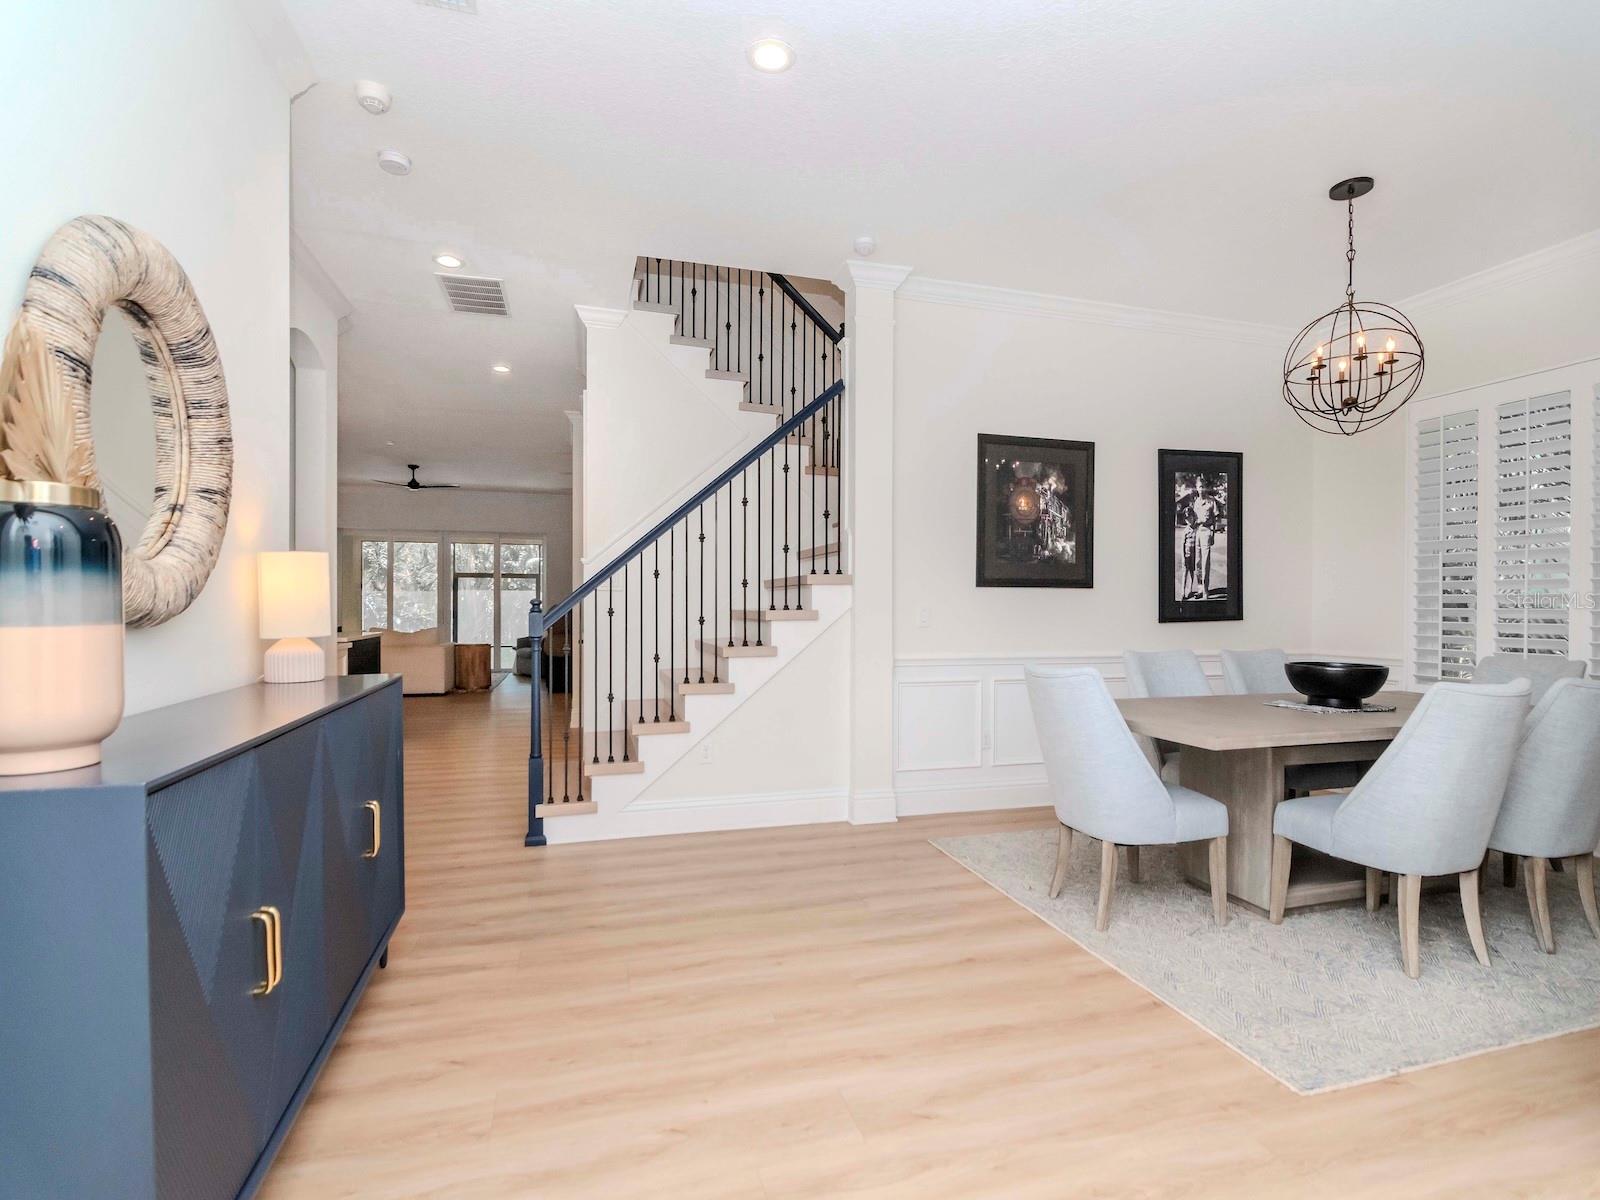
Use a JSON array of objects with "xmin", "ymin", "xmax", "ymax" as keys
[{"xmin": 259, "ymin": 683, "xmax": 1600, "ymax": 1199}]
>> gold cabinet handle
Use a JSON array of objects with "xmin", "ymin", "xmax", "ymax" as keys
[
  {"xmin": 364, "ymin": 801, "xmax": 382, "ymax": 860},
  {"xmin": 251, "ymin": 906, "xmax": 282, "ymax": 997}
]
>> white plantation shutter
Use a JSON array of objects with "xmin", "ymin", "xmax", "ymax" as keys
[
  {"xmin": 1593, "ymin": 387, "xmax": 1600, "ymax": 674},
  {"xmin": 1414, "ymin": 411, "xmax": 1479, "ymax": 682},
  {"xmin": 1494, "ymin": 392, "xmax": 1573, "ymax": 657}
]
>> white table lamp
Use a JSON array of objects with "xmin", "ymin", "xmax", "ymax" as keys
[{"xmin": 259, "ymin": 551, "xmax": 332, "ymax": 683}]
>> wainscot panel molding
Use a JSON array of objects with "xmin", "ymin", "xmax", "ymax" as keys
[
  {"xmin": 893, "ymin": 653, "xmax": 1402, "ymax": 816},
  {"xmin": 895, "ymin": 276, "xmax": 1290, "ymax": 348}
]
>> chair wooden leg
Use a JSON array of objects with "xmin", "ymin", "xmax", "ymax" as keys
[
  {"xmin": 1524, "ymin": 856, "xmax": 1555, "ymax": 953},
  {"xmin": 1459, "ymin": 869, "xmax": 1490, "ymax": 967},
  {"xmin": 1209, "ymin": 836, "xmax": 1228, "ymax": 927},
  {"xmin": 1095, "ymin": 840, "xmax": 1118, "ymax": 932},
  {"xmin": 1365, "ymin": 867, "xmax": 1381, "ymax": 912},
  {"xmin": 1502, "ymin": 851, "xmax": 1519, "ymax": 888},
  {"xmin": 1399, "ymin": 873, "xmax": 1422, "ymax": 979},
  {"xmin": 1575, "ymin": 855, "xmax": 1600, "ymax": 939},
  {"xmin": 1268, "ymin": 835, "xmax": 1292, "ymax": 925},
  {"xmin": 1049, "ymin": 823, "xmax": 1072, "ymax": 899},
  {"xmin": 1125, "ymin": 845, "xmax": 1141, "ymax": 884}
]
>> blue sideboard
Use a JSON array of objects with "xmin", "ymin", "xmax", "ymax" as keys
[{"xmin": 0, "ymin": 675, "xmax": 405, "ymax": 1200}]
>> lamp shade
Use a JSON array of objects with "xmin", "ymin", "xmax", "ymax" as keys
[{"xmin": 258, "ymin": 551, "xmax": 331, "ymax": 640}]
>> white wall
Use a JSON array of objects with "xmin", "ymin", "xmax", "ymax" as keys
[
  {"xmin": 1310, "ymin": 231, "xmax": 1600, "ymax": 669},
  {"xmin": 3, "ymin": 0, "xmax": 294, "ymax": 714}
]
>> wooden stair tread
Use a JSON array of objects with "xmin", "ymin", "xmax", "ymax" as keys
[
  {"xmin": 535, "ymin": 799, "xmax": 599, "ymax": 816},
  {"xmin": 764, "ymin": 574, "xmax": 852, "ymax": 588},
  {"xmin": 798, "ymin": 543, "xmax": 841, "ymax": 560},
  {"xmin": 676, "ymin": 679, "xmax": 736, "ymax": 695},
  {"xmin": 698, "ymin": 640, "xmax": 778, "ymax": 659},
  {"xmin": 729, "ymin": 608, "xmax": 819, "ymax": 622},
  {"xmin": 633, "ymin": 719, "xmax": 691, "ymax": 735},
  {"xmin": 803, "ymin": 465, "xmax": 840, "ymax": 476},
  {"xmin": 584, "ymin": 759, "xmax": 645, "ymax": 777},
  {"xmin": 632, "ymin": 301, "xmax": 677, "ymax": 315},
  {"xmin": 739, "ymin": 402, "xmax": 784, "ymax": 416},
  {"xmin": 706, "ymin": 369, "xmax": 748, "ymax": 382},
  {"xmin": 670, "ymin": 334, "xmax": 714, "ymax": 350}
]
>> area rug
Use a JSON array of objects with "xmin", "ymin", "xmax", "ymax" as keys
[{"xmin": 931, "ymin": 828, "xmax": 1600, "ymax": 1094}]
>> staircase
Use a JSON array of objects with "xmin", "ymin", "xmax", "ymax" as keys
[{"xmin": 526, "ymin": 259, "xmax": 849, "ymax": 845}]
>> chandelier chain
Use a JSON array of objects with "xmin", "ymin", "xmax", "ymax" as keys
[{"xmin": 1345, "ymin": 199, "xmax": 1356, "ymax": 300}]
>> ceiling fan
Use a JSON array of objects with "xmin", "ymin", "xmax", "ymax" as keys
[{"xmin": 371, "ymin": 464, "xmax": 461, "ymax": 491}]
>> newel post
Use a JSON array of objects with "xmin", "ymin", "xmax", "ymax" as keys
[{"xmin": 525, "ymin": 598, "xmax": 547, "ymax": 847}]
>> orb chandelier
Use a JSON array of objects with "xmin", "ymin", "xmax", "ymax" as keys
[{"xmin": 1282, "ymin": 177, "xmax": 1424, "ymax": 435}]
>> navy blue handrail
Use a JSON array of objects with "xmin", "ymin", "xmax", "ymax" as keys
[
  {"xmin": 769, "ymin": 273, "xmax": 844, "ymax": 344},
  {"xmin": 534, "ymin": 378, "xmax": 844, "ymax": 635}
]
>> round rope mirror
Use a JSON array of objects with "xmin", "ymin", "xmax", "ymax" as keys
[{"xmin": 17, "ymin": 216, "xmax": 233, "ymax": 627}]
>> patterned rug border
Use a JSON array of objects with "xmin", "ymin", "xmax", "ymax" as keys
[{"xmin": 928, "ymin": 834, "xmax": 1600, "ymax": 1096}]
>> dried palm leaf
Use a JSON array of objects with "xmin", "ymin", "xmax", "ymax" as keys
[{"xmin": 0, "ymin": 319, "xmax": 93, "ymax": 487}]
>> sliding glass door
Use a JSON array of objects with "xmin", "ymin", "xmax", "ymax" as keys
[{"xmin": 449, "ymin": 539, "xmax": 544, "ymax": 669}]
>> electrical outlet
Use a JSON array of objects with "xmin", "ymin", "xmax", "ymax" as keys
[
  {"xmin": 698, "ymin": 742, "xmax": 713, "ymax": 765},
  {"xmin": 916, "ymin": 607, "xmax": 931, "ymax": 628}
]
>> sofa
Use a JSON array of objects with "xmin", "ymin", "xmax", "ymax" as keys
[
  {"xmin": 377, "ymin": 627, "xmax": 455, "ymax": 695},
  {"xmin": 513, "ymin": 625, "xmax": 570, "ymax": 692}
]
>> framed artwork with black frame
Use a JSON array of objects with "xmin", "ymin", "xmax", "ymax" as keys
[
  {"xmin": 1159, "ymin": 448, "xmax": 1242, "ymax": 623},
  {"xmin": 976, "ymin": 434, "xmax": 1095, "ymax": 588}
]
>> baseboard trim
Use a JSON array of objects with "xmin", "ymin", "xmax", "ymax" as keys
[
  {"xmin": 849, "ymin": 788, "xmax": 898, "ymax": 825},
  {"xmin": 895, "ymin": 780, "xmax": 1049, "ymax": 817}
]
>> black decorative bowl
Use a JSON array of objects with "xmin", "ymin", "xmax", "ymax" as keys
[{"xmin": 1285, "ymin": 661, "xmax": 1390, "ymax": 710}]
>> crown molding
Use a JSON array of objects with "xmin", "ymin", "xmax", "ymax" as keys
[
  {"xmin": 896, "ymin": 275, "xmax": 1290, "ymax": 347},
  {"xmin": 573, "ymin": 304, "xmax": 627, "ymax": 331},
  {"xmin": 1401, "ymin": 227, "xmax": 1600, "ymax": 312},
  {"xmin": 845, "ymin": 260, "xmax": 914, "ymax": 292}
]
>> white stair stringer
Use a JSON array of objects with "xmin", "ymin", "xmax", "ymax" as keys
[{"xmin": 544, "ymin": 581, "xmax": 851, "ymax": 844}]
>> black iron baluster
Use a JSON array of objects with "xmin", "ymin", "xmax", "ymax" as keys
[
  {"xmin": 622, "ymin": 562, "xmax": 630, "ymax": 761},
  {"xmin": 711, "ymin": 490, "xmax": 719, "ymax": 683},
  {"xmin": 741, "ymin": 468, "xmax": 750, "ymax": 646},
  {"xmin": 697, "ymin": 506, "xmax": 707, "ymax": 683},
  {"xmin": 591, "ymin": 595, "xmax": 599, "ymax": 765},
  {"xmin": 561, "ymin": 612, "xmax": 573, "ymax": 800},
  {"xmin": 713, "ymin": 265, "xmax": 720, "ymax": 369},
  {"xmin": 783, "ymin": 304, "xmax": 792, "ymax": 610},
  {"xmin": 606, "ymin": 578, "xmax": 616, "ymax": 762},
  {"xmin": 727, "ymin": 479, "xmax": 735, "ymax": 647},
  {"xmin": 681, "ymin": 516, "xmax": 691, "ymax": 686},
  {"xmin": 670, "ymin": 523, "xmax": 678, "ymax": 715},
  {"xmin": 723, "ymin": 268, "xmax": 733, "ymax": 375},
  {"xmin": 810, "ymin": 402, "xmax": 817, "ymax": 576},
  {"xmin": 652, "ymin": 542, "xmax": 660, "ymax": 722}
]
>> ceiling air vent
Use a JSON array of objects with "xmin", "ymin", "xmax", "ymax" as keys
[
  {"xmin": 416, "ymin": 0, "xmax": 477, "ymax": 13},
  {"xmin": 437, "ymin": 274, "xmax": 509, "ymax": 316}
]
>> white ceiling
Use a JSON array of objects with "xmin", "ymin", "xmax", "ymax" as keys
[{"xmin": 284, "ymin": 0, "xmax": 1600, "ymax": 490}]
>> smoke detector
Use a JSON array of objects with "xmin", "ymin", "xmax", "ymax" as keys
[
  {"xmin": 853, "ymin": 235, "xmax": 878, "ymax": 257},
  {"xmin": 355, "ymin": 80, "xmax": 392, "ymax": 115},
  {"xmin": 377, "ymin": 149, "xmax": 412, "ymax": 176}
]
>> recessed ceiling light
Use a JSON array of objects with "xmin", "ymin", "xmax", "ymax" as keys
[
  {"xmin": 747, "ymin": 38, "xmax": 794, "ymax": 73},
  {"xmin": 491, "ymin": 363, "xmax": 511, "ymax": 374},
  {"xmin": 433, "ymin": 252, "xmax": 464, "ymax": 269},
  {"xmin": 377, "ymin": 149, "xmax": 412, "ymax": 176}
]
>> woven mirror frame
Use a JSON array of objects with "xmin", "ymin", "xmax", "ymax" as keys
[{"xmin": 16, "ymin": 215, "xmax": 232, "ymax": 627}]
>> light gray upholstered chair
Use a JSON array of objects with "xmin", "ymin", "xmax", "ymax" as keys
[
  {"xmin": 1026, "ymin": 665, "xmax": 1229, "ymax": 931},
  {"xmin": 1473, "ymin": 652, "xmax": 1586, "ymax": 704},
  {"xmin": 1486, "ymin": 678, "xmax": 1600, "ymax": 952},
  {"xmin": 1268, "ymin": 680, "xmax": 1531, "ymax": 978},
  {"xmin": 1122, "ymin": 650, "xmax": 1211, "ymax": 785},
  {"xmin": 1219, "ymin": 648, "xmax": 1291, "ymax": 695}
]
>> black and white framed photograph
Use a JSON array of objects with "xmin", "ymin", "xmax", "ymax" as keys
[
  {"xmin": 976, "ymin": 434, "xmax": 1095, "ymax": 588},
  {"xmin": 1159, "ymin": 448, "xmax": 1242, "ymax": 623}
]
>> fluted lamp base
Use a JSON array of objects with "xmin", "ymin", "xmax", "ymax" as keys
[{"xmin": 264, "ymin": 636, "xmax": 327, "ymax": 684}]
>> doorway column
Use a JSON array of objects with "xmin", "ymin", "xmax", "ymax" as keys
[{"xmin": 844, "ymin": 260, "xmax": 912, "ymax": 824}]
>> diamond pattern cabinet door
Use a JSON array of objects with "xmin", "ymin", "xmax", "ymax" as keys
[
  {"xmin": 146, "ymin": 753, "xmax": 277, "ymax": 1200},
  {"xmin": 320, "ymin": 699, "xmax": 386, "ymax": 1013},
  {"xmin": 254, "ymin": 721, "xmax": 331, "ymax": 1122}
]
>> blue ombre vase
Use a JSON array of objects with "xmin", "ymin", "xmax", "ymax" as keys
[{"xmin": 0, "ymin": 481, "xmax": 125, "ymax": 775}]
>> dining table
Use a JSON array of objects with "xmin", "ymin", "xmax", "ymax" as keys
[{"xmin": 1115, "ymin": 691, "xmax": 1422, "ymax": 914}]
